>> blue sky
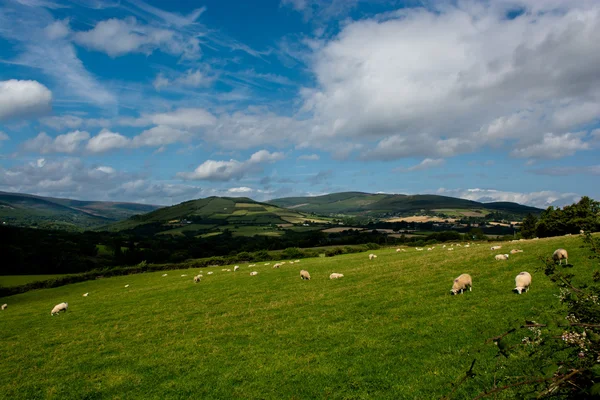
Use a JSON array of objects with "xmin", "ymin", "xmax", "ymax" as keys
[{"xmin": 0, "ymin": 0, "xmax": 599, "ymax": 208}]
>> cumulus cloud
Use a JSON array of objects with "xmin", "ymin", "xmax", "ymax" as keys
[
  {"xmin": 45, "ymin": 19, "xmax": 70, "ymax": 40},
  {"xmin": 510, "ymin": 132, "xmax": 590, "ymax": 159},
  {"xmin": 227, "ymin": 186, "xmax": 253, "ymax": 193},
  {"xmin": 395, "ymin": 158, "xmax": 445, "ymax": 172},
  {"xmin": 436, "ymin": 188, "xmax": 581, "ymax": 209},
  {"xmin": 290, "ymin": 2, "xmax": 600, "ymax": 160},
  {"xmin": 153, "ymin": 69, "xmax": 215, "ymax": 91},
  {"xmin": 23, "ymin": 131, "xmax": 90, "ymax": 154},
  {"xmin": 177, "ymin": 150, "xmax": 285, "ymax": 181},
  {"xmin": 131, "ymin": 125, "xmax": 191, "ymax": 147},
  {"xmin": 40, "ymin": 115, "xmax": 110, "ymax": 130},
  {"xmin": 86, "ymin": 129, "xmax": 130, "ymax": 153},
  {"xmin": 0, "ymin": 80, "xmax": 52, "ymax": 120},
  {"xmin": 74, "ymin": 17, "xmax": 200, "ymax": 58}
]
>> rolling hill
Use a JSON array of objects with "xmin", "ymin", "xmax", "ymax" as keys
[
  {"xmin": 103, "ymin": 196, "xmax": 329, "ymax": 237},
  {"xmin": 267, "ymin": 192, "xmax": 541, "ymax": 218},
  {"xmin": 0, "ymin": 191, "xmax": 161, "ymax": 230}
]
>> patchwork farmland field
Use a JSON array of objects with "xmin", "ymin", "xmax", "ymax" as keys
[{"xmin": 0, "ymin": 235, "xmax": 594, "ymax": 399}]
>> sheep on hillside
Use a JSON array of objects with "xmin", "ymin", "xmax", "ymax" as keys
[
  {"xmin": 553, "ymin": 249, "xmax": 568, "ymax": 265},
  {"xmin": 300, "ymin": 270, "xmax": 311, "ymax": 280},
  {"xmin": 125, "ymin": 284, "xmax": 130, "ymax": 288},
  {"xmin": 448, "ymin": 248, "xmax": 454, "ymax": 251},
  {"xmin": 295, "ymin": 260, "xmax": 301, "ymax": 262},
  {"xmin": 514, "ymin": 272, "xmax": 532, "ymax": 294},
  {"xmin": 1, "ymin": 304, "xmax": 7, "ymax": 310},
  {"xmin": 82, "ymin": 293, "xmax": 88, "ymax": 297},
  {"xmin": 369, "ymin": 254, "xmax": 377, "ymax": 260},
  {"xmin": 162, "ymin": 273, "xmax": 168, "ymax": 277},
  {"xmin": 495, "ymin": 254, "xmax": 509, "ymax": 261},
  {"xmin": 234, "ymin": 266, "xmax": 239, "ymax": 272},
  {"xmin": 450, "ymin": 274, "xmax": 472, "ymax": 295},
  {"xmin": 464, "ymin": 244, "xmax": 470, "ymax": 248},
  {"xmin": 51, "ymin": 302, "xmax": 68, "ymax": 315},
  {"xmin": 396, "ymin": 248, "xmax": 401, "ymax": 252},
  {"xmin": 250, "ymin": 271, "xmax": 258, "ymax": 276},
  {"xmin": 330, "ymin": 273, "xmax": 344, "ymax": 279},
  {"xmin": 273, "ymin": 263, "xmax": 282, "ymax": 269},
  {"xmin": 490, "ymin": 245, "xmax": 502, "ymax": 251},
  {"xmin": 415, "ymin": 248, "xmax": 424, "ymax": 251},
  {"xmin": 207, "ymin": 272, "xmax": 213, "ymax": 275},
  {"xmin": 510, "ymin": 249, "xmax": 523, "ymax": 254},
  {"xmin": 193, "ymin": 275, "xmax": 201, "ymax": 283},
  {"xmin": 580, "ymin": 230, "xmax": 585, "ymax": 235}
]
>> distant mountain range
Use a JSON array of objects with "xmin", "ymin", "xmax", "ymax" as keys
[
  {"xmin": 0, "ymin": 191, "xmax": 161, "ymax": 230},
  {"xmin": 0, "ymin": 190, "xmax": 542, "ymax": 232},
  {"xmin": 267, "ymin": 192, "xmax": 542, "ymax": 218}
]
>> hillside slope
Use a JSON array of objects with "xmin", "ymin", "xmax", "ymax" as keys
[
  {"xmin": 268, "ymin": 192, "xmax": 541, "ymax": 217},
  {"xmin": 0, "ymin": 235, "xmax": 592, "ymax": 398},
  {"xmin": 0, "ymin": 191, "xmax": 160, "ymax": 230},
  {"xmin": 103, "ymin": 196, "xmax": 325, "ymax": 236}
]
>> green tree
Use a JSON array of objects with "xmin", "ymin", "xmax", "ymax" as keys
[{"xmin": 520, "ymin": 213, "xmax": 538, "ymax": 239}]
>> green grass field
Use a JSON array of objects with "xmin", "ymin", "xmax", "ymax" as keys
[
  {"xmin": 0, "ymin": 235, "xmax": 593, "ymax": 399},
  {"xmin": 0, "ymin": 274, "xmax": 73, "ymax": 288}
]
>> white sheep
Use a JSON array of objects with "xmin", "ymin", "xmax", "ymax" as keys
[
  {"xmin": 234, "ymin": 266, "xmax": 239, "ymax": 272},
  {"xmin": 273, "ymin": 263, "xmax": 282, "ymax": 269},
  {"xmin": 82, "ymin": 293, "xmax": 88, "ymax": 297},
  {"xmin": 207, "ymin": 272, "xmax": 213, "ymax": 275},
  {"xmin": 289, "ymin": 261, "xmax": 294, "ymax": 264},
  {"xmin": 162, "ymin": 273, "xmax": 168, "ymax": 277},
  {"xmin": 514, "ymin": 271, "xmax": 532, "ymax": 294},
  {"xmin": 295, "ymin": 260, "xmax": 301, "ymax": 262},
  {"xmin": 456, "ymin": 244, "xmax": 462, "ymax": 247},
  {"xmin": 1, "ymin": 304, "xmax": 7, "ymax": 310},
  {"xmin": 124, "ymin": 284, "xmax": 130, "ymax": 288},
  {"xmin": 329, "ymin": 273, "xmax": 344, "ymax": 279},
  {"xmin": 193, "ymin": 275, "xmax": 201, "ymax": 283},
  {"xmin": 464, "ymin": 244, "xmax": 470, "ymax": 248},
  {"xmin": 415, "ymin": 248, "xmax": 424, "ymax": 251},
  {"xmin": 396, "ymin": 248, "xmax": 401, "ymax": 252},
  {"xmin": 510, "ymin": 249, "xmax": 523, "ymax": 254},
  {"xmin": 427, "ymin": 248, "xmax": 433, "ymax": 251},
  {"xmin": 495, "ymin": 254, "xmax": 509, "ymax": 261},
  {"xmin": 264, "ymin": 263, "xmax": 270, "ymax": 266},
  {"xmin": 580, "ymin": 230, "xmax": 585, "ymax": 235},
  {"xmin": 553, "ymin": 248, "xmax": 568, "ymax": 265},
  {"xmin": 250, "ymin": 271, "xmax": 258, "ymax": 276},
  {"xmin": 181, "ymin": 274, "xmax": 188, "ymax": 277},
  {"xmin": 450, "ymin": 274, "xmax": 472, "ymax": 295},
  {"xmin": 300, "ymin": 270, "xmax": 311, "ymax": 280},
  {"xmin": 51, "ymin": 302, "xmax": 68, "ymax": 315},
  {"xmin": 490, "ymin": 245, "xmax": 502, "ymax": 251},
  {"xmin": 442, "ymin": 245, "xmax": 446, "ymax": 248},
  {"xmin": 369, "ymin": 254, "xmax": 377, "ymax": 260},
  {"xmin": 447, "ymin": 248, "xmax": 454, "ymax": 251}
]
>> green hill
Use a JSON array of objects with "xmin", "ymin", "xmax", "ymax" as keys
[
  {"xmin": 0, "ymin": 235, "xmax": 592, "ymax": 398},
  {"xmin": 268, "ymin": 192, "xmax": 541, "ymax": 218},
  {"xmin": 0, "ymin": 191, "xmax": 161, "ymax": 230},
  {"xmin": 103, "ymin": 196, "xmax": 328, "ymax": 236}
]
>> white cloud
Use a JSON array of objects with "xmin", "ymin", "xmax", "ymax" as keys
[
  {"xmin": 131, "ymin": 125, "xmax": 191, "ymax": 147},
  {"xmin": 45, "ymin": 19, "xmax": 70, "ymax": 40},
  {"xmin": 292, "ymin": 2, "xmax": 600, "ymax": 160},
  {"xmin": 0, "ymin": 131, "xmax": 8, "ymax": 141},
  {"xmin": 436, "ymin": 188, "xmax": 581, "ymax": 209},
  {"xmin": 297, "ymin": 153, "xmax": 320, "ymax": 161},
  {"xmin": 228, "ymin": 186, "xmax": 253, "ymax": 193},
  {"xmin": 150, "ymin": 108, "xmax": 216, "ymax": 129},
  {"xmin": 0, "ymin": 80, "xmax": 52, "ymax": 121},
  {"xmin": 510, "ymin": 132, "xmax": 590, "ymax": 159},
  {"xmin": 86, "ymin": 129, "xmax": 130, "ymax": 153},
  {"xmin": 395, "ymin": 158, "xmax": 446, "ymax": 172},
  {"xmin": 23, "ymin": 130, "xmax": 90, "ymax": 154},
  {"xmin": 40, "ymin": 115, "xmax": 111, "ymax": 130},
  {"xmin": 177, "ymin": 150, "xmax": 285, "ymax": 181},
  {"xmin": 152, "ymin": 73, "xmax": 170, "ymax": 91},
  {"xmin": 74, "ymin": 17, "xmax": 200, "ymax": 59}
]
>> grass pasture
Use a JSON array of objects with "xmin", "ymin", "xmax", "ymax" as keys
[{"xmin": 0, "ymin": 235, "xmax": 593, "ymax": 399}]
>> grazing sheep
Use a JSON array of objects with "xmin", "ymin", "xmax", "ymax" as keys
[
  {"xmin": 295, "ymin": 260, "xmax": 301, "ymax": 262},
  {"xmin": 369, "ymin": 254, "xmax": 377, "ymax": 260},
  {"xmin": 82, "ymin": 293, "xmax": 88, "ymax": 297},
  {"xmin": 415, "ymin": 248, "xmax": 424, "ymax": 251},
  {"xmin": 273, "ymin": 263, "xmax": 282, "ymax": 269},
  {"xmin": 447, "ymin": 248, "xmax": 454, "ymax": 251},
  {"xmin": 490, "ymin": 245, "xmax": 502, "ymax": 251},
  {"xmin": 495, "ymin": 254, "xmax": 509, "ymax": 261},
  {"xmin": 580, "ymin": 230, "xmax": 585, "ymax": 235},
  {"xmin": 427, "ymin": 248, "xmax": 433, "ymax": 251},
  {"xmin": 510, "ymin": 249, "xmax": 523, "ymax": 254},
  {"xmin": 329, "ymin": 273, "xmax": 344, "ymax": 279},
  {"xmin": 234, "ymin": 266, "xmax": 239, "ymax": 272},
  {"xmin": 565, "ymin": 233, "xmax": 572, "ymax": 236},
  {"xmin": 193, "ymin": 275, "xmax": 201, "ymax": 283},
  {"xmin": 1, "ymin": 304, "xmax": 7, "ymax": 310},
  {"xmin": 207, "ymin": 272, "xmax": 213, "ymax": 275},
  {"xmin": 51, "ymin": 302, "xmax": 68, "ymax": 315},
  {"xmin": 300, "ymin": 270, "xmax": 311, "ymax": 280},
  {"xmin": 514, "ymin": 272, "xmax": 532, "ymax": 294},
  {"xmin": 464, "ymin": 244, "xmax": 470, "ymax": 248},
  {"xmin": 442, "ymin": 245, "xmax": 446, "ymax": 248},
  {"xmin": 250, "ymin": 271, "xmax": 258, "ymax": 276},
  {"xmin": 289, "ymin": 261, "xmax": 295, "ymax": 264},
  {"xmin": 162, "ymin": 273, "xmax": 168, "ymax": 277},
  {"xmin": 226, "ymin": 269, "xmax": 231, "ymax": 272},
  {"xmin": 124, "ymin": 284, "xmax": 130, "ymax": 288},
  {"xmin": 450, "ymin": 274, "xmax": 472, "ymax": 295},
  {"xmin": 456, "ymin": 244, "xmax": 462, "ymax": 247},
  {"xmin": 396, "ymin": 248, "xmax": 401, "ymax": 252},
  {"xmin": 181, "ymin": 274, "xmax": 188, "ymax": 277},
  {"xmin": 553, "ymin": 249, "xmax": 568, "ymax": 265},
  {"xmin": 264, "ymin": 263, "xmax": 270, "ymax": 266}
]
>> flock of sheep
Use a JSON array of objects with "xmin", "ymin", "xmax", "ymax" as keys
[{"xmin": 0, "ymin": 239, "xmax": 573, "ymax": 316}]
